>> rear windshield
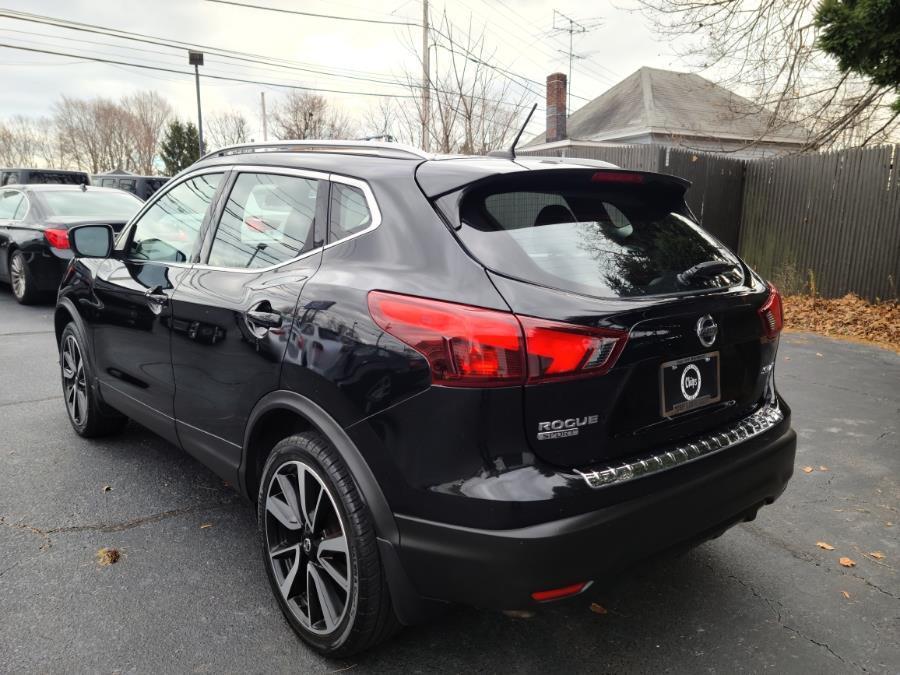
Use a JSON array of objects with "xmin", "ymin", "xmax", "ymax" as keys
[
  {"xmin": 457, "ymin": 171, "xmax": 743, "ymax": 298},
  {"xmin": 41, "ymin": 190, "xmax": 143, "ymax": 219}
]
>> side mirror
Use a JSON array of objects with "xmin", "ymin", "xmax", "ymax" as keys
[{"xmin": 68, "ymin": 224, "xmax": 114, "ymax": 258}]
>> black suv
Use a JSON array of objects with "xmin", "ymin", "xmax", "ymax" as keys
[{"xmin": 55, "ymin": 141, "xmax": 795, "ymax": 657}]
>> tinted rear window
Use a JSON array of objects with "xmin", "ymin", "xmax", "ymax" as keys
[
  {"xmin": 458, "ymin": 171, "xmax": 743, "ymax": 298},
  {"xmin": 41, "ymin": 190, "xmax": 143, "ymax": 219}
]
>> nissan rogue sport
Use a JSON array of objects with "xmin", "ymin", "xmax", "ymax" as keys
[{"xmin": 55, "ymin": 140, "xmax": 795, "ymax": 657}]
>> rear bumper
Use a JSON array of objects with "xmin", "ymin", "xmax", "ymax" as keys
[{"xmin": 394, "ymin": 422, "xmax": 796, "ymax": 610}]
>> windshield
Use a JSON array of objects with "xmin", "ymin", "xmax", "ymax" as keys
[
  {"xmin": 41, "ymin": 190, "xmax": 143, "ymax": 220},
  {"xmin": 457, "ymin": 172, "xmax": 743, "ymax": 298}
]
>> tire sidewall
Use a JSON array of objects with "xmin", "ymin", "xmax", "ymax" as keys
[
  {"xmin": 257, "ymin": 438, "xmax": 362, "ymax": 654},
  {"xmin": 60, "ymin": 322, "xmax": 91, "ymax": 434},
  {"xmin": 10, "ymin": 250, "xmax": 31, "ymax": 303}
]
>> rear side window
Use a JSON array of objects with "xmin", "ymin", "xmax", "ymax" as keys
[
  {"xmin": 329, "ymin": 183, "xmax": 372, "ymax": 242},
  {"xmin": 458, "ymin": 171, "xmax": 743, "ymax": 298},
  {"xmin": 207, "ymin": 172, "xmax": 318, "ymax": 269},
  {"xmin": 0, "ymin": 190, "xmax": 25, "ymax": 219}
]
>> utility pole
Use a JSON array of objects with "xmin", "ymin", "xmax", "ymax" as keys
[
  {"xmin": 260, "ymin": 92, "xmax": 268, "ymax": 141},
  {"xmin": 189, "ymin": 50, "xmax": 205, "ymax": 155},
  {"xmin": 551, "ymin": 10, "xmax": 601, "ymax": 113},
  {"xmin": 421, "ymin": 0, "xmax": 430, "ymax": 152}
]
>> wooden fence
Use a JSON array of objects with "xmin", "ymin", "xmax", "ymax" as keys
[{"xmin": 520, "ymin": 143, "xmax": 899, "ymax": 300}]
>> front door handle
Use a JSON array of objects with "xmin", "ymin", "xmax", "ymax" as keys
[
  {"xmin": 145, "ymin": 286, "xmax": 168, "ymax": 313},
  {"xmin": 246, "ymin": 308, "xmax": 282, "ymax": 330}
]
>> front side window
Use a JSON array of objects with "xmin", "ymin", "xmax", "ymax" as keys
[
  {"xmin": 329, "ymin": 183, "xmax": 372, "ymax": 242},
  {"xmin": 126, "ymin": 173, "xmax": 223, "ymax": 263},
  {"xmin": 207, "ymin": 172, "xmax": 318, "ymax": 269}
]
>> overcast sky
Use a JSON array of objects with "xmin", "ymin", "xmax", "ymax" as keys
[{"xmin": 0, "ymin": 0, "xmax": 687, "ymax": 140}]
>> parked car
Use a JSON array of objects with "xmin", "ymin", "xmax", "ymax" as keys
[
  {"xmin": 0, "ymin": 184, "xmax": 143, "ymax": 303},
  {"xmin": 93, "ymin": 173, "xmax": 170, "ymax": 200},
  {"xmin": 0, "ymin": 167, "xmax": 91, "ymax": 186},
  {"xmin": 55, "ymin": 141, "xmax": 795, "ymax": 657}
]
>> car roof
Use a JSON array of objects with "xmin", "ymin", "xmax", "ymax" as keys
[
  {"xmin": 0, "ymin": 167, "xmax": 89, "ymax": 174},
  {"xmin": 5, "ymin": 184, "xmax": 137, "ymax": 194}
]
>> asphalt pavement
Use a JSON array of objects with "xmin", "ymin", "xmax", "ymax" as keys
[{"xmin": 0, "ymin": 290, "xmax": 897, "ymax": 674}]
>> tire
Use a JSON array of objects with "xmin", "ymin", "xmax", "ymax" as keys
[
  {"xmin": 9, "ymin": 250, "xmax": 40, "ymax": 305},
  {"xmin": 60, "ymin": 322, "xmax": 128, "ymax": 437},
  {"xmin": 258, "ymin": 431, "xmax": 400, "ymax": 657}
]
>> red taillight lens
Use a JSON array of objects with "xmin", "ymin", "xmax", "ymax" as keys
[
  {"xmin": 531, "ymin": 581, "xmax": 591, "ymax": 602},
  {"xmin": 44, "ymin": 227, "xmax": 70, "ymax": 249},
  {"xmin": 367, "ymin": 291, "xmax": 525, "ymax": 387},
  {"xmin": 519, "ymin": 316, "xmax": 627, "ymax": 382},
  {"xmin": 591, "ymin": 171, "xmax": 644, "ymax": 184},
  {"xmin": 368, "ymin": 292, "xmax": 629, "ymax": 387},
  {"xmin": 758, "ymin": 283, "xmax": 783, "ymax": 340}
]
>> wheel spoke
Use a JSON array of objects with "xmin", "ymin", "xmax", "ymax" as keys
[
  {"xmin": 296, "ymin": 466, "xmax": 315, "ymax": 527},
  {"xmin": 75, "ymin": 390, "xmax": 87, "ymax": 423},
  {"xmin": 62, "ymin": 350, "xmax": 75, "ymax": 378},
  {"xmin": 266, "ymin": 494, "xmax": 302, "ymax": 530},
  {"xmin": 276, "ymin": 473, "xmax": 303, "ymax": 526},
  {"xmin": 317, "ymin": 536, "xmax": 349, "ymax": 592},
  {"xmin": 310, "ymin": 486, "xmax": 325, "ymax": 532},
  {"xmin": 307, "ymin": 562, "xmax": 341, "ymax": 631},
  {"xmin": 278, "ymin": 545, "xmax": 302, "ymax": 600}
]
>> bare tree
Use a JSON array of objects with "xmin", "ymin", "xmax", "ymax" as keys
[
  {"xmin": 122, "ymin": 91, "xmax": 172, "ymax": 174},
  {"xmin": 368, "ymin": 10, "xmax": 526, "ymax": 154},
  {"xmin": 635, "ymin": 0, "xmax": 899, "ymax": 149},
  {"xmin": 207, "ymin": 109, "xmax": 250, "ymax": 150},
  {"xmin": 269, "ymin": 92, "xmax": 356, "ymax": 140},
  {"xmin": 0, "ymin": 116, "xmax": 56, "ymax": 167}
]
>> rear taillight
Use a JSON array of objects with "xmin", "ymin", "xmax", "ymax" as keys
[
  {"xmin": 367, "ymin": 291, "xmax": 525, "ymax": 387},
  {"xmin": 44, "ymin": 227, "xmax": 70, "ymax": 249},
  {"xmin": 758, "ymin": 283, "xmax": 783, "ymax": 340},
  {"xmin": 519, "ymin": 316, "xmax": 627, "ymax": 382},
  {"xmin": 591, "ymin": 171, "xmax": 644, "ymax": 184},
  {"xmin": 367, "ymin": 291, "xmax": 628, "ymax": 387}
]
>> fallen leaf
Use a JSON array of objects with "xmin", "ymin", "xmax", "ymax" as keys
[
  {"xmin": 96, "ymin": 547, "xmax": 120, "ymax": 566},
  {"xmin": 839, "ymin": 557, "xmax": 856, "ymax": 568},
  {"xmin": 101, "ymin": 485, "xmax": 112, "ymax": 493},
  {"xmin": 502, "ymin": 609, "xmax": 534, "ymax": 619},
  {"xmin": 819, "ymin": 466, "xmax": 829, "ymax": 472},
  {"xmin": 802, "ymin": 466, "xmax": 814, "ymax": 473},
  {"xmin": 200, "ymin": 523, "xmax": 213, "ymax": 529},
  {"xmin": 868, "ymin": 551, "xmax": 885, "ymax": 560},
  {"xmin": 815, "ymin": 352, "xmax": 824, "ymax": 357},
  {"xmin": 784, "ymin": 356, "xmax": 791, "ymax": 361},
  {"xmin": 816, "ymin": 541, "xmax": 835, "ymax": 550},
  {"xmin": 590, "ymin": 602, "xmax": 608, "ymax": 615},
  {"xmin": 841, "ymin": 591, "xmax": 850, "ymax": 599}
]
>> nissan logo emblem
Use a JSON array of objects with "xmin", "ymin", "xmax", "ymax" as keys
[{"xmin": 696, "ymin": 315, "xmax": 717, "ymax": 347}]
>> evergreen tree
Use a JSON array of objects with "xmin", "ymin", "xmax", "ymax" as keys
[{"xmin": 159, "ymin": 120, "xmax": 201, "ymax": 174}]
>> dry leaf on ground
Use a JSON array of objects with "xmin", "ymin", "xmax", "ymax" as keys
[
  {"xmin": 819, "ymin": 466, "xmax": 829, "ymax": 472},
  {"xmin": 590, "ymin": 602, "xmax": 608, "ymax": 615},
  {"xmin": 839, "ymin": 557, "xmax": 856, "ymax": 568},
  {"xmin": 802, "ymin": 466, "xmax": 814, "ymax": 474},
  {"xmin": 783, "ymin": 294, "xmax": 900, "ymax": 350},
  {"xmin": 841, "ymin": 591, "xmax": 850, "ymax": 599},
  {"xmin": 816, "ymin": 542, "xmax": 835, "ymax": 550},
  {"xmin": 101, "ymin": 485, "xmax": 112, "ymax": 492},
  {"xmin": 96, "ymin": 547, "xmax": 120, "ymax": 566},
  {"xmin": 868, "ymin": 551, "xmax": 886, "ymax": 560},
  {"xmin": 200, "ymin": 523, "xmax": 213, "ymax": 529}
]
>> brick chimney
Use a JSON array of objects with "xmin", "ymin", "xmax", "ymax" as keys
[{"xmin": 546, "ymin": 72, "xmax": 567, "ymax": 143}]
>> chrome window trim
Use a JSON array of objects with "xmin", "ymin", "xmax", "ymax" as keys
[
  {"xmin": 573, "ymin": 402, "xmax": 785, "ymax": 489},
  {"xmin": 188, "ymin": 166, "xmax": 382, "ymax": 274}
]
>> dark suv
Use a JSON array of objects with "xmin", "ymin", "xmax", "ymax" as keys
[{"xmin": 55, "ymin": 141, "xmax": 795, "ymax": 657}]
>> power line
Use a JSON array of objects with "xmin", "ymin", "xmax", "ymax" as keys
[{"xmin": 204, "ymin": 0, "xmax": 419, "ymax": 27}]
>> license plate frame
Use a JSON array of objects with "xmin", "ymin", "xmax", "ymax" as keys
[{"xmin": 659, "ymin": 351, "xmax": 721, "ymax": 417}]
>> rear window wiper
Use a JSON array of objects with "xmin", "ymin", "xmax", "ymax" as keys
[{"xmin": 676, "ymin": 260, "xmax": 738, "ymax": 286}]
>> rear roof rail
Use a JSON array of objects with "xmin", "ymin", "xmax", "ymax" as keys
[{"xmin": 199, "ymin": 140, "xmax": 432, "ymax": 162}]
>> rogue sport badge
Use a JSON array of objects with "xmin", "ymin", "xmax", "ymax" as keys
[
  {"xmin": 537, "ymin": 415, "xmax": 599, "ymax": 440},
  {"xmin": 696, "ymin": 314, "xmax": 717, "ymax": 347}
]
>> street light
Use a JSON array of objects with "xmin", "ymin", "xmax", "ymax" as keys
[{"xmin": 188, "ymin": 50, "xmax": 204, "ymax": 156}]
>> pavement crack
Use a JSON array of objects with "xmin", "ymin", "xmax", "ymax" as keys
[
  {"xmin": 0, "ymin": 395, "xmax": 61, "ymax": 409},
  {"xmin": 0, "ymin": 500, "xmax": 237, "ymax": 550},
  {"xmin": 0, "ymin": 330, "xmax": 54, "ymax": 338}
]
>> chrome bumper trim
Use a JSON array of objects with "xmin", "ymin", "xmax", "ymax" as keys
[{"xmin": 574, "ymin": 403, "xmax": 784, "ymax": 489}]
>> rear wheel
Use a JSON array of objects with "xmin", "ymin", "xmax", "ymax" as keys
[
  {"xmin": 10, "ymin": 250, "xmax": 40, "ymax": 305},
  {"xmin": 258, "ymin": 432, "xmax": 399, "ymax": 657},
  {"xmin": 60, "ymin": 323, "xmax": 127, "ymax": 437}
]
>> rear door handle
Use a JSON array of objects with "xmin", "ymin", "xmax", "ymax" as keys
[{"xmin": 246, "ymin": 308, "xmax": 282, "ymax": 329}]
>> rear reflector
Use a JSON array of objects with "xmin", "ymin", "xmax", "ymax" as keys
[
  {"xmin": 368, "ymin": 291, "xmax": 628, "ymax": 386},
  {"xmin": 531, "ymin": 581, "xmax": 591, "ymax": 602},
  {"xmin": 591, "ymin": 171, "xmax": 644, "ymax": 184},
  {"xmin": 758, "ymin": 283, "xmax": 783, "ymax": 340},
  {"xmin": 44, "ymin": 227, "xmax": 70, "ymax": 249}
]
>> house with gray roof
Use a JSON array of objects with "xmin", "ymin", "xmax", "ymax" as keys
[{"xmin": 524, "ymin": 67, "xmax": 810, "ymax": 159}]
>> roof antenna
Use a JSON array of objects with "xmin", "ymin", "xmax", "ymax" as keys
[{"xmin": 488, "ymin": 103, "xmax": 538, "ymax": 160}]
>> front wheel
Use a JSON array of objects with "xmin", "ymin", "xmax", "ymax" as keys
[
  {"xmin": 258, "ymin": 432, "xmax": 399, "ymax": 657},
  {"xmin": 60, "ymin": 323, "xmax": 127, "ymax": 437}
]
